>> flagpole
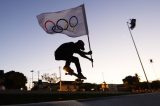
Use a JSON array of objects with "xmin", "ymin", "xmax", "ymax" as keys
[
  {"xmin": 127, "ymin": 22, "xmax": 150, "ymax": 90},
  {"xmin": 87, "ymin": 33, "xmax": 93, "ymax": 67},
  {"xmin": 82, "ymin": 4, "xmax": 93, "ymax": 67}
]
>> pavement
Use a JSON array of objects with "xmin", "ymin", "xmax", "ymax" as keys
[{"xmin": 6, "ymin": 92, "xmax": 160, "ymax": 106}]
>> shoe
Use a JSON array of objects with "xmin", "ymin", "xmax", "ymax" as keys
[
  {"xmin": 63, "ymin": 66, "xmax": 73, "ymax": 73},
  {"xmin": 78, "ymin": 73, "xmax": 87, "ymax": 79}
]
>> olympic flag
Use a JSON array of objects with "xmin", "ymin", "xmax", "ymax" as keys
[{"xmin": 37, "ymin": 4, "xmax": 88, "ymax": 37}]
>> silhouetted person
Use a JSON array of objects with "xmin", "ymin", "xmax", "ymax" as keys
[
  {"xmin": 130, "ymin": 19, "xmax": 136, "ymax": 30},
  {"xmin": 54, "ymin": 40, "xmax": 93, "ymax": 79}
]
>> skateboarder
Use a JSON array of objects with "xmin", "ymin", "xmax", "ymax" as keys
[{"xmin": 54, "ymin": 40, "xmax": 93, "ymax": 79}]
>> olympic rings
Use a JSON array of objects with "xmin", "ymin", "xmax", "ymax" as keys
[
  {"xmin": 44, "ymin": 16, "xmax": 78, "ymax": 33},
  {"xmin": 44, "ymin": 20, "xmax": 55, "ymax": 33},
  {"xmin": 69, "ymin": 16, "xmax": 78, "ymax": 27}
]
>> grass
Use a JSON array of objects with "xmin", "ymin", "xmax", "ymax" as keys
[{"xmin": 0, "ymin": 91, "xmax": 130, "ymax": 105}]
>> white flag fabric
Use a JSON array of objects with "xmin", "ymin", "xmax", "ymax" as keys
[{"xmin": 37, "ymin": 4, "xmax": 88, "ymax": 37}]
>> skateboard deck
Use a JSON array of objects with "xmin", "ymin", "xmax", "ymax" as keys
[
  {"xmin": 65, "ymin": 72, "xmax": 84, "ymax": 83},
  {"xmin": 64, "ymin": 68, "xmax": 86, "ymax": 83}
]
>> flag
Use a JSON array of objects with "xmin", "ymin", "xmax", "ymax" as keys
[
  {"xmin": 130, "ymin": 19, "xmax": 136, "ymax": 30},
  {"xmin": 37, "ymin": 4, "xmax": 88, "ymax": 37}
]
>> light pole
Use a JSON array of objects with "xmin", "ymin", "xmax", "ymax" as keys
[
  {"xmin": 59, "ymin": 66, "xmax": 62, "ymax": 91},
  {"xmin": 37, "ymin": 71, "xmax": 40, "ymax": 81},
  {"xmin": 149, "ymin": 59, "xmax": 159, "ymax": 80},
  {"xmin": 127, "ymin": 19, "xmax": 150, "ymax": 90},
  {"xmin": 30, "ymin": 70, "xmax": 34, "ymax": 88}
]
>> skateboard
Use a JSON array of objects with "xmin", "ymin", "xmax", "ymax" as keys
[
  {"xmin": 65, "ymin": 71, "xmax": 85, "ymax": 83},
  {"xmin": 63, "ymin": 67, "xmax": 86, "ymax": 83}
]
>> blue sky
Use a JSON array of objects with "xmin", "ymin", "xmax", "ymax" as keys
[{"xmin": 1, "ymin": 0, "xmax": 160, "ymax": 86}]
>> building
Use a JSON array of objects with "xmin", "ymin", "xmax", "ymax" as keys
[
  {"xmin": 32, "ymin": 80, "xmax": 79, "ymax": 92},
  {"xmin": 58, "ymin": 81, "xmax": 79, "ymax": 92}
]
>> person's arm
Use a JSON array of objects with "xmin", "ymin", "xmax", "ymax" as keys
[
  {"xmin": 83, "ymin": 51, "xmax": 92, "ymax": 55},
  {"xmin": 78, "ymin": 50, "xmax": 93, "ymax": 62}
]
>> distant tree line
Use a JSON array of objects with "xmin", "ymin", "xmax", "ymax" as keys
[
  {"xmin": 123, "ymin": 73, "xmax": 160, "ymax": 92},
  {"xmin": 0, "ymin": 70, "xmax": 27, "ymax": 90}
]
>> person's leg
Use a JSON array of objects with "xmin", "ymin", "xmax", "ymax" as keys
[
  {"xmin": 63, "ymin": 60, "xmax": 74, "ymax": 73},
  {"xmin": 65, "ymin": 60, "xmax": 71, "ymax": 67},
  {"xmin": 64, "ymin": 56, "xmax": 86, "ymax": 79},
  {"xmin": 60, "ymin": 58, "xmax": 71, "ymax": 72},
  {"xmin": 70, "ymin": 56, "xmax": 82, "ymax": 75},
  {"xmin": 71, "ymin": 57, "xmax": 86, "ymax": 79},
  {"xmin": 55, "ymin": 54, "xmax": 73, "ymax": 73},
  {"xmin": 63, "ymin": 56, "xmax": 81, "ymax": 74}
]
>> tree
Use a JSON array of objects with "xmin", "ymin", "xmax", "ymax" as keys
[
  {"xmin": 139, "ymin": 82, "xmax": 148, "ymax": 90},
  {"xmin": 0, "ymin": 70, "xmax": 5, "ymax": 90},
  {"xmin": 41, "ymin": 73, "xmax": 60, "ymax": 91},
  {"xmin": 0, "ymin": 70, "xmax": 5, "ymax": 85},
  {"xmin": 151, "ymin": 80, "xmax": 160, "ymax": 89},
  {"xmin": 41, "ymin": 73, "xmax": 60, "ymax": 83},
  {"xmin": 4, "ymin": 71, "xmax": 27, "ymax": 89},
  {"xmin": 123, "ymin": 73, "xmax": 140, "ymax": 91}
]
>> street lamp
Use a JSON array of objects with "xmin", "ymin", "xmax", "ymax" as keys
[
  {"xmin": 30, "ymin": 70, "xmax": 34, "ymax": 88},
  {"xmin": 37, "ymin": 71, "xmax": 40, "ymax": 81}
]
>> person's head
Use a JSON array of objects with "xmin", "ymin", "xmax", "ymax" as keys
[{"xmin": 76, "ymin": 40, "xmax": 85, "ymax": 50}]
